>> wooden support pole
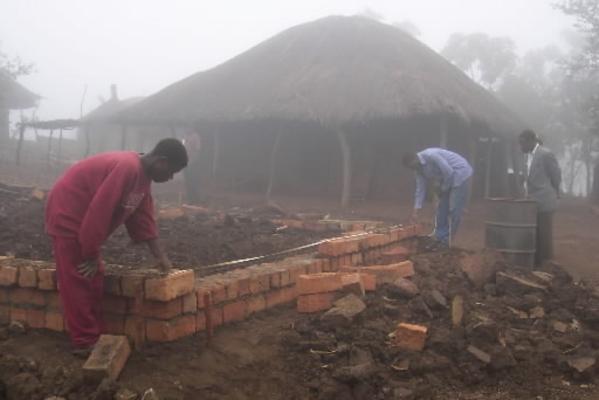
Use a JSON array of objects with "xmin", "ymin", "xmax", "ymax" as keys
[
  {"xmin": 336, "ymin": 129, "xmax": 352, "ymax": 208},
  {"xmin": 57, "ymin": 129, "xmax": 63, "ymax": 161},
  {"xmin": 15, "ymin": 124, "xmax": 26, "ymax": 166},
  {"xmin": 84, "ymin": 124, "xmax": 91, "ymax": 157},
  {"xmin": 266, "ymin": 132, "xmax": 282, "ymax": 203},
  {"xmin": 484, "ymin": 138, "xmax": 493, "ymax": 199},
  {"xmin": 47, "ymin": 129, "xmax": 54, "ymax": 165}
]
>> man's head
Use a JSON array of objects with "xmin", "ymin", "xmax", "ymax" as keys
[
  {"xmin": 402, "ymin": 152, "xmax": 421, "ymax": 171},
  {"xmin": 143, "ymin": 138, "xmax": 188, "ymax": 183},
  {"xmin": 519, "ymin": 129, "xmax": 539, "ymax": 154}
]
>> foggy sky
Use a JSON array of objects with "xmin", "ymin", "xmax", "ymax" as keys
[{"xmin": 1, "ymin": 0, "xmax": 574, "ymax": 121}]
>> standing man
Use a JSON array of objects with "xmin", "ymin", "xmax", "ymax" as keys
[
  {"xmin": 183, "ymin": 129, "xmax": 202, "ymax": 204},
  {"xmin": 403, "ymin": 148, "xmax": 473, "ymax": 246},
  {"xmin": 45, "ymin": 138, "xmax": 188, "ymax": 355},
  {"xmin": 518, "ymin": 129, "xmax": 561, "ymax": 266}
]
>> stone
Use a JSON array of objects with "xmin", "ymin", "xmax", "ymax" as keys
[
  {"xmin": 321, "ymin": 294, "xmax": 366, "ymax": 325},
  {"xmin": 114, "ymin": 388, "xmax": 138, "ymax": 400},
  {"xmin": 467, "ymin": 345, "xmax": 491, "ymax": 364},
  {"xmin": 531, "ymin": 271, "xmax": 554, "ymax": 284},
  {"xmin": 83, "ymin": 335, "xmax": 131, "ymax": 381},
  {"xmin": 529, "ymin": 306, "xmax": 545, "ymax": 319},
  {"xmin": 567, "ymin": 357, "xmax": 596, "ymax": 373},
  {"xmin": 141, "ymin": 388, "xmax": 160, "ymax": 400},
  {"xmin": 459, "ymin": 251, "xmax": 499, "ymax": 288},
  {"xmin": 8, "ymin": 320, "xmax": 26, "ymax": 335},
  {"xmin": 496, "ymin": 272, "xmax": 547, "ymax": 294},
  {"xmin": 553, "ymin": 321, "xmax": 569, "ymax": 334},
  {"xmin": 451, "ymin": 295, "xmax": 464, "ymax": 328},
  {"xmin": 389, "ymin": 278, "xmax": 419, "ymax": 299}
]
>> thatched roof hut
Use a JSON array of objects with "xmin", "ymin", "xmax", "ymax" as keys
[
  {"xmin": 119, "ymin": 16, "xmax": 525, "ymax": 205},
  {"xmin": 0, "ymin": 72, "xmax": 39, "ymax": 110}
]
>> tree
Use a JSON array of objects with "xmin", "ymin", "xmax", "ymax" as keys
[
  {"xmin": 442, "ymin": 33, "xmax": 517, "ymax": 89},
  {"xmin": 555, "ymin": 0, "xmax": 599, "ymax": 202},
  {"xmin": 0, "ymin": 43, "xmax": 34, "ymax": 79}
]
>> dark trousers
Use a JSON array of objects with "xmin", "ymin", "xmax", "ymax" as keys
[{"xmin": 536, "ymin": 211, "xmax": 554, "ymax": 266}]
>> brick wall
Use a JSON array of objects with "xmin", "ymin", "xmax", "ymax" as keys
[{"xmin": 0, "ymin": 225, "xmax": 421, "ymax": 346}]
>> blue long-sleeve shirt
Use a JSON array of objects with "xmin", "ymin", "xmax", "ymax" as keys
[{"xmin": 413, "ymin": 148, "xmax": 473, "ymax": 209}]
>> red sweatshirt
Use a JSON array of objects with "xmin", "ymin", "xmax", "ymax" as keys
[{"xmin": 45, "ymin": 151, "xmax": 158, "ymax": 261}]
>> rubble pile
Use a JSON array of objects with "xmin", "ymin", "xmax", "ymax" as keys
[{"xmin": 283, "ymin": 241, "xmax": 599, "ymax": 399}]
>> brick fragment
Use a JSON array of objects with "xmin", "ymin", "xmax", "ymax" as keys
[
  {"xmin": 45, "ymin": 311, "xmax": 64, "ymax": 332},
  {"xmin": 37, "ymin": 269, "xmax": 56, "ymax": 290},
  {"xmin": 144, "ymin": 270, "xmax": 194, "ymax": 302},
  {"xmin": 9, "ymin": 287, "xmax": 47, "ymax": 307},
  {"xmin": 223, "ymin": 300, "xmax": 248, "ymax": 323},
  {"xmin": 140, "ymin": 299, "xmax": 183, "ymax": 320},
  {"xmin": 297, "ymin": 293, "xmax": 335, "ymax": 313},
  {"xmin": 83, "ymin": 335, "xmax": 131, "ymax": 380},
  {"xmin": 297, "ymin": 273, "xmax": 343, "ymax": 295},
  {"xmin": 146, "ymin": 315, "xmax": 196, "ymax": 342},
  {"xmin": 18, "ymin": 265, "xmax": 37, "ymax": 288},
  {"xmin": 392, "ymin": 323, "xmax": 428, "ymax": 351},
  {"xmin": 247, "ymin": 295, "xmax": 266, "ymax": 314}
]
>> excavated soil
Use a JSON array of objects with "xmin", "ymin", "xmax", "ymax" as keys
[
  {"xmin": 0, "ymin": 185, "xmax": 337, "ymax": 271},
  {"xmin": 2, "ymin": 243, "xmax": 599, "ymax": 399}
]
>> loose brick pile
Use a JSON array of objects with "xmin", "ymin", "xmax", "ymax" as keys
[{"xmin": 0, "ymin": 225, "xmax": 422, "ymax": 346}]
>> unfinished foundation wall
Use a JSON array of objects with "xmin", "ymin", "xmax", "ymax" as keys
[{"xmin": 0, "ymin": 224, "xmax": 421, "ymax": 347}]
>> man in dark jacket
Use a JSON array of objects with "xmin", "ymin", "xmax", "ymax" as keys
[{"xmin": 519, "ymin": 129, "xmax": 561, "ymax": 266}]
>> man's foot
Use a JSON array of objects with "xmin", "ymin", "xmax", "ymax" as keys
[{"xmin": 71, "ymin": 346, "xmax": 94, "ymax": 359}]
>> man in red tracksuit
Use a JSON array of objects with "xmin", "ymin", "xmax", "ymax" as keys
[{"xmin": 45, "ymin": 138, "xmax": 188, "ymax": 355}]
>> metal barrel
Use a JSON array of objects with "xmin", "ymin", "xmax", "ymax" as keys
[{"xmin": 484, "ymin": 198, "xmax": 537, "ymax": 268}]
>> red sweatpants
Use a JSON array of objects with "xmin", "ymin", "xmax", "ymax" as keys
[{"xmin": 52, "ymin": 236, "xmax": 105, "ymax": 348}]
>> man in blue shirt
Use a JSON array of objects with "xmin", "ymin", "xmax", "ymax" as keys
[{"xmin": 403, "ymin": 148, "xmax": 473, "ymax": 246}]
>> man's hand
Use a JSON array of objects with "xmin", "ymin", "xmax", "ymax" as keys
[
  {"xmin": 156, "ymin": 255, "xmax": 172, "ymax": 273},
  {"xmin": 77, "ymin": 259, "xmax": 99, "ymax": 278}
]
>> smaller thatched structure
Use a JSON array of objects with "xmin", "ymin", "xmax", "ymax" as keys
[{"xmin": 0, "ymin": 72, "xmax": 39, "ymax": 146}]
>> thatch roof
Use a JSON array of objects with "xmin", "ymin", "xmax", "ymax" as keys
[
  {"xmin": 83, "ymin": 97, "xmax": 144, "ymax": 124},
  {"xmin": 119, "ymin": 16, "xmax": 523, "ymax": 134},
  {"xmin": 0, "ymin": 71, "xmax": 39, "ymax": 110}
]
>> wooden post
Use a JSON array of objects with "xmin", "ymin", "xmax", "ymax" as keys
[
  {"xmin": 57, "ymin": 129, "xmax": 63, "ymax": 161},
  {"xmin": 47, "ymin": 129, "xmax": 54, "ymax": 165},
  {"xmin": 120, "ymin": 124, "xmax": 128, "ymax": 150},
  {"xmin": 439, "ymin": 114, "xmax": 448, "ymax": 149},
  {"xmin": 266, "ymin": 132, "xmax": 282, "ymax": 202},
  {"xmin": 484, "ymin": 138, "xmax": 493, "ymax": 198},
  {"xmin": 336, "ymin": 129, "xmax": 352, "ymax": 208},
  {"xmin": 15, "ymin": 123, "xmax": 26, "ymax": 165},
  {"xmin": 84, "ymin": 124, "xmax": 91, "ymax": 157}
]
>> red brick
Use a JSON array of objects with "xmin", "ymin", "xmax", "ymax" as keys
[
  {"xmin": 209, "ymin": 306, "xmax": 224, "ymax": 328},
  {"xmin": 318, "ymin": 238, "xmax": 361, "ymax": 257},
  {"xmin": 223, "ymin": 300, "xmax": 248, "ymax": 323},
  {"xmin": 361, "ymin": 274, "xmax": 377, "ymax": 292},
  {"xmin": 210, "ymin": 284, "xmax": 227, "ymax": 304},
  {"xmin": 359, "ymin": 261, "xmax": 415, "ymax": 284},
  {"xmin": 289, "ymin": 264, "xmax": 309, "ymax": 284},
  {"xmin": 340, "ymin": 273, "xmax": 365, "ymax": 296},
  {"xmin": 392, "ymin": 323, "xmax": 428, "ymax": 351},
  {"xmin": 144, "ymin": 270, "xmax": 194, "ymax": 302},
  {"xmin": 26, "ymin": 308, "xmax": 46, "ymax": 329},
  {"xmin": 182, "ymin": 293, "xmax": 197, "ymax": 314},
  {"xmin": 103, "ymin": 274, "xmax": 122, "ymax": 296},
  {"xmin": 297, "ymin": 273, "xmax": 343, "ymax": 295},
  {"xmin": 297, "ymin": 293, "xmax": 335, "ymax": 313},
  {"xmin": 103, "ymin": 295, "xmax": 129, "ymax": 315},
  {"xmin": 329, "ymin": 257, "xmax": 339, "ymax": 271},
  {"xmin": 351, "ymin": 253, "xmax": 363, "ymax": 266},
  {"xmin": 83, "ymin": 335, "xmax": 131, "ymax": 380},
  {"xmin": 9, "ymin": 287, "xmax": 47, "ymax": 307},
  {"xmin": 247, "ymin": 295, "xmax": 266, "ymax": 314},
  {"xmin": 279, "ymin": 270, "xmax": 291, "ymax": 286},
  {"xmin": 146, "ymin": 315, "xmax": 196, "ymax": 342},
  {"xmin": 124, "ymin": 317, "xmax": 145, "ymax": 349},
  {"xmin": 140, "ymin": 298, "xmax": 182, "ymax": 319},
  {"xmin": 0, "ymin": 266, "xmax": 18, "ymax": 287},
  {"xmin": 265, "ymin": 286, "xmax": 297, "ymax": 308},
  {"xmin": 196, "ymin": 288, "xmax": 210, "ymax": 310},
  {"xmin": 380, "ymin": 247, "xmax": 411, "ymax": 264},
  {"xmin": 121, "ymin": 274, "xmax": 146, "ymax": 297},
  {"xmin": 47, "ymin": 291, "xmax": 62, "ymax": 311},
  {"xmin": 196, "ymin": 312, "xmax": 206, "ymax": 332},
  {"xmin": 18, "ymin": 265, "xmax": 37, "ymax": 288},
  {"xmin": 37, "ymin": 269, "xmax": 56, "ymax": 291},
  {"xmin": 307, "ymin": 260, "xmax": 323, "ymax": 274},
  {"xmin": 10, "ymin": 306, "xmax": 27, "ymax": 323},
  {"xmin": 0, "ymin": 305, "xmax": 8, "ymax": 324},
  {"xmin": 249, "ymin": 274, "xmax": 270, "ymax": 294},
  {"xmin": 45, "ymin": 311, "xmax": 64, "ymax": 332},
  {"xmin": 224, "ymin": 280, "xmax": 240, "ymax": 300},
  {"xmin": 0, "ymin": 288, "xmax": 8, "ymax": 303},
  {"xmin": 237, "ymin": 277, "xmax": 250, "ymax": 296},
  {"xmin": 269, "ymin": 271, "xmax": 282, "ymax": 288},
  {"xmin": 103, "ymin": 314, "xmax": 125, "ymax": 334}
]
